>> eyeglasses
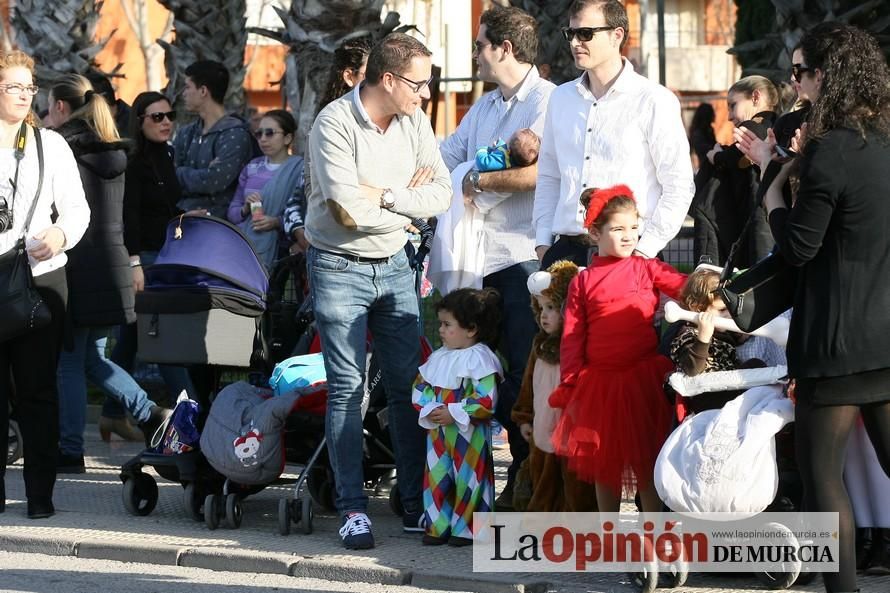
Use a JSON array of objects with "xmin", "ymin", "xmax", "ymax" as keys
[
  {"xmin": 141, "ymin": 111, "xmax": 176, "ymax": 123},
  {"xmin": 0, "ymin": 84, "xmax": 39, "ymax": 96},
  {"xmin": 472, "ymin": 40, "xmax": 492, "ymax": 53},
  {"xmin": 561, "ymin": 26, "xmax": 616, "ymax": 42},
  {"xmin": 254, "ymin": 128, "xmax": 285, "ymax": 139},
  {"xmin": 390, "ymin": 72, "xmax": 434, "ymax": 94},
  {"xmin": 791, "ymin": 64, "xmax": 814, "ymax": 83}
]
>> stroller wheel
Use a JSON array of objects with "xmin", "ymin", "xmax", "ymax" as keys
[
  {"xmin": 755, "ymin": 522, "xmax": 801, "ymax": 590},
  {"xmin": 793, "ymin": 570, "xmax": 818, "ymax": 586},
  {"xmin": 122, "ymin": 473, "xmax": 158, "ymax": 516},
  {"xmin": 278, "ymin": 498, "xmax": 291, "ymax": 536},
  {"xmin": 183, "ymin": 482, "xmax": 204, "ymax": 521},
  {"xmin": 300, "ymin": 496, "xmax": 313, "ymax": 535},
  {"xmin": 306, "ymin": 467, "xmax": 337, "ymax": 512},
  {"xmin": 627, "ymin": 560, "xmax": 658, "ymax": 593},
  {"xmin": 659, "ymin": 559, "xmax": 689, "ymax": 588},
  {"xmin": 756, "ymin": 522, "xmax": 801, "ymax": 589},
  {"xmin": 204, "ymin": 494, "xmax": 221, "ymax": 530},
  {"xmin": 224, "ymin": 493, "xmax": 243, "ymax": 529},
  {"xmin": 388, "ymin": 483, "xmax": 404, "ymax": 517},
  {"xmin": 7, "ymin": 419, "xmax": 22, "ymax": 465}
]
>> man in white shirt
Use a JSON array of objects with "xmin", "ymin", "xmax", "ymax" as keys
[
  {"xmin": 534, "ymin": 0, "xmax": 694, "ymax": 267},
  {"xmin": 439, "ymin": 5, "xmax": 555, "ymax": 510}
]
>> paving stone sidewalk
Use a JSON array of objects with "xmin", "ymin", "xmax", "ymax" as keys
[{"xmin": 1, "ymin": 423, "xmax": 887, "ymax": 593}]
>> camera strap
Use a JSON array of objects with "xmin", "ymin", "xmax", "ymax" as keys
[{"xmin": 12, "ymin": 122, "xmax": 45, "ymax": 240}]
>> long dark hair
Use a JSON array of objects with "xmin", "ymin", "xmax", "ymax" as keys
[
  {"xmin": 801, "ymin": 22, "xmax": 890, "ymax": 140},
  {"xmin": 318, "ymin": 37, "xmax": 371, "ymax": 112},
  {"xmin": 129, "ymin": 91, "xmax": 172, "ymax": 155},
  {"xmin": 688, "ymin": 103, "xmax": 715, "ymax": 140}
]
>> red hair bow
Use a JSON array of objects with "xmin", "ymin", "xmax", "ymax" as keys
[{"xmin": 582, "ymin": 184, "xmax": 635, "ymax": 229}]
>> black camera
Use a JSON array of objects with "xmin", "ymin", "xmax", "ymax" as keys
[{"xmin": 0, "ymin": 197, "xmax": 11, "ymax": 233}]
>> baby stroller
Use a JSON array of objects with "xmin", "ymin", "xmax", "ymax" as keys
[
  {"xmin": 208, "ymin": 223, "xmax": 435, "ymax": 535},
  {"xmin": 119, "ymin": 213, "xmax": 269, "ymax": 519},
  {"xmin": 641, "ymin": 303, "xmax": 814, "ymax": 593}
]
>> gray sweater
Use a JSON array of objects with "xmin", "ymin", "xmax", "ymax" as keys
[{"xmin": 304, "ymin": 86, "xmax": 451, "ymax": 258}]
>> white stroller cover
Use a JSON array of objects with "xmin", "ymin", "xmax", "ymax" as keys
[{"xmin": 655, "ymin": 384, "xmax": 794, "ymax": 515}]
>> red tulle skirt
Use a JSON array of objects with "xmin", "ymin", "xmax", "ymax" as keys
[{"xmin": 550, "ymin": 355, "xmax": 674, "ymax": 496}]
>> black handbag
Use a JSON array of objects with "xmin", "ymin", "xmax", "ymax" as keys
[
  {"xmin": 0, "ymin": 124, "xmax": 49, "ymax": 343},
  {"xmin": 718, "ymin": 160, "xmax": 796, "ymax": 333}
]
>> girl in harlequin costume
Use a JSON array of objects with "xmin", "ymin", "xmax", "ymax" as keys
[
  {"xmin": 511, "ymin": 260, "xmax": 597, "ymax": 512},
  {"xmin": 549, "ymin": 185, "xmax": 687, "ymax": 513},
  {"xmin": 412, "ymin": 288, "xmax": 503, "ymax": 546}
]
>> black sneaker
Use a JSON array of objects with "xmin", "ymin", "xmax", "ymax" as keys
[
  {"xmin": 422, "ymin": 533, "xmax": 448, "ymax": 546},
  {"xmin": 402, "ymin": 510, "xmax": 428, "ymax": 533},
  {"xmin": 57, "ymin": 452, "xmax": 85, "ymax": 474},
  {"xmin": 339, "ymin": 512, "xmax": 374, "ymax": 550},
  {"xmin": 448, "ymin": 536, "xmax": 474, "ymax": 547}
]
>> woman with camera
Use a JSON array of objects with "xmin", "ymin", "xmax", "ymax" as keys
[
  {"xmin": 47, "ymin": 76, "xmax": 172, "ymax": 472},
  {"xmin": 744, "ymin": 23, "xmax": 890, "ymax": 593},
  {"xmin": 0, "ymin": 51, "xmax": 90, "ymax": 518}
]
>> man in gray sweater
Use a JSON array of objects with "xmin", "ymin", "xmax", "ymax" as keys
[{"xmin": 304, "ymin": 32, "xmax": 451, "ymax": 550}]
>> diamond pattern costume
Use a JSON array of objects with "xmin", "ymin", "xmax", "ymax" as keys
[{"xmin": 412, "ymin": 343, "xmax": 503, "ymax": 540}]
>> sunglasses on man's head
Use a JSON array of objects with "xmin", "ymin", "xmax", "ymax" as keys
[
  {"xmin": 791, "ymin": 64, "xmax": 814, "ymax": 83},
  {"xmin": 141, "ymin": 111, "xmax": 176, "ymax": 123},
  {"xmin": 561, "ymin": 26, "xmax": 616, "ymax": 42},
  {"xmin": 254, "ymin": 128, "xmax": 285, "ymax": 139}
]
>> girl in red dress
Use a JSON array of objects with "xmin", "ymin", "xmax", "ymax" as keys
[{"xmin": 549, "ymin": 185, "xmax": 686, "ymax": 513}]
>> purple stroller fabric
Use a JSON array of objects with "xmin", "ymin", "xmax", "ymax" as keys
[{"xmin": 146, "ymin": 214, "xmax": 268, "ymax": 314}]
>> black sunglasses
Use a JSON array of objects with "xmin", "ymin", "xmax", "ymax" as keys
[
  {"xmin": 561, "ymin": 26, "xmax": 616, "ymax": 42},
  {"xmin": 390, "ymin": 72, "xmax": 434, "ymax": 94},
  {"xmin": 791, "ymin": 64, "xmax": 814, "ymax": 83},
  {"xmin": 254, "ymin": 128, "xmax": 285, "ymax": 139},
  {"xmin": 141, "ymin": 110, "xmax": 176, "ymax": 123}
]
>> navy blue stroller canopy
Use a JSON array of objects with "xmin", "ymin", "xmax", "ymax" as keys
[{"xmin": 146, "ymin": 214, "xmax": 269, "ymax": 316}]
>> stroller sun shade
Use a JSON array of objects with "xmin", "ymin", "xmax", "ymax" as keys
[{"xmin": 146, "ymin": 214, "xmax": 269, "ymax": 316}]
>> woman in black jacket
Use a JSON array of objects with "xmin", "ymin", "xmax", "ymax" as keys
[
  {"xmin": 49, "ymin": 76, "xmax": 171, "ymax": 473},
  {"xmin": 106, "ymin": 91, "xmax": 194, "ymax": 430},
  {"xmin": 758, "ymin": 23, "xmax": 890, "ymax": 593},
  {"xmin": 692, "ymin": 75, "xmax": 779, "ymax": 268}
]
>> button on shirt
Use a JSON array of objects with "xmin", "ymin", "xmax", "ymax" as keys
[
  {"xmin": 439, "ymin": 66, "xmax": 554, "ymax": 275},
  {"xmin": 533, "ymin": 60, "xmax": 694, "ymax": 258}
]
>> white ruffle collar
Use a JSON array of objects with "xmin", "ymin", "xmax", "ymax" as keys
[{"xmin": 418, "ymin": 343, "xmax": 503, "ymax": 390}]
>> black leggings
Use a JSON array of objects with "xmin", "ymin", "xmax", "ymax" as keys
[{"xmin": 794, "ymin": 396, "xmax": 890, "ymax": 592}]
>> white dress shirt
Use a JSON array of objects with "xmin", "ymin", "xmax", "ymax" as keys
[
  {"xmin": 439, "ymin": 66, "xmax": 555, "ymax": 275},
  {"xmin": 533, "ymin": 59, "xmax": 694, "ymax": 258}
]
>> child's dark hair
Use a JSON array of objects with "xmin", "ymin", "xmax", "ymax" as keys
[
  {"xmin": 681, "ymin": 268, "xmax": 721, "ymax": 312},
  {"xmin": 436, "ymin": 288, "xmax": 501, "ymax": 348}
]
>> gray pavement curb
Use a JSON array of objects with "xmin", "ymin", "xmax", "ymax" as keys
[
  {"xmin": 0, "ymin": 533, "xmax": 553, "ymax": 593},
  {"xmin": 291, "ymin": 558, "xmax": 411, "ymax": 585},
  {"xmin": 76, "ymin": 539, "xmax": 183, "ymax": 566},
  {"xmin": 178, "ymin": 547, "xmax": 298, "ymax": 575},
  {"xmin": 0, "ymin": 533, "xmax": 77, "ymax": 557},
  {"xmin": 410, "ymin": 572, "xmax": 548, "ymax": 593}
]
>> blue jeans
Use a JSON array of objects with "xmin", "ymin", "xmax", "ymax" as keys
[
  {"xmin": 484, "ymin": 260, "xmax": 538, "ymax": 486},
  {"xmin": 57, "ymin": 326, "xmax": 156, "ymax": 456},
  {"xmin": 308, "ymin": 246, "xmax": 425, "ymax": 515},
  {"xmin": 106, "ymin": 250, "xmax": 194, "ymax": 418}
]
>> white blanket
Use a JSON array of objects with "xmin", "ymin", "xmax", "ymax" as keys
[
  {"xmin": 655, "ymin": 384, "xmax": 794, "ymax": 515},
  {"xmin": 427, "ymin": 161, "xmax": 508, "ymax": 295}
]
